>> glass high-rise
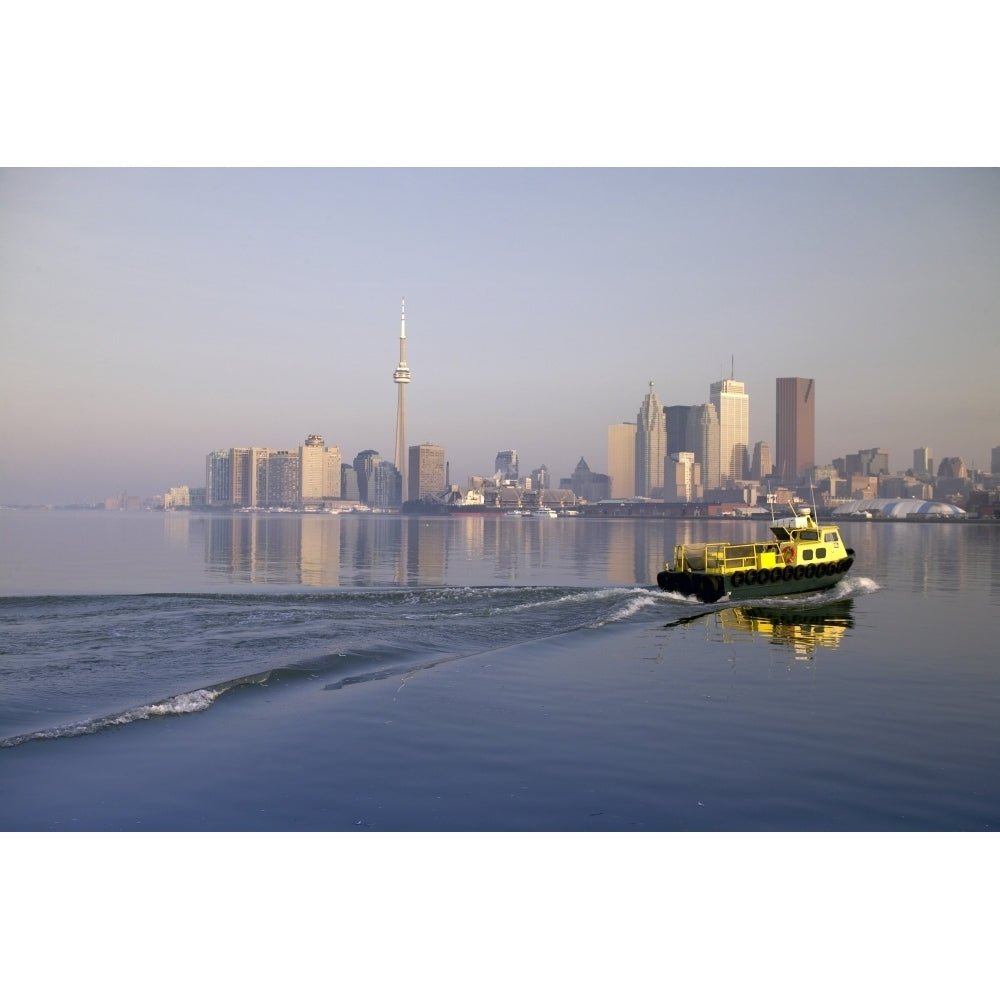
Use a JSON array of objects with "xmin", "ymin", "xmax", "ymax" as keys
[
  {"xmin": 775, "ymin": 377, "xmax": 815, "ymax": 483},
  {"xmin": 710, "ymin": 378, "xmax": 749, "ymax": 484},
  {"xmin": 685, "ymin": 404, "xmax": 720, "ymax": 489}
]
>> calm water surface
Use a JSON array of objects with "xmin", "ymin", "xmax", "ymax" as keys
[{"xmin": 1, "ymin": 509, "xmax": 998, "ymax": 831}]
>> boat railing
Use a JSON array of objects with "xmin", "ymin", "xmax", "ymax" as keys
[{"xmin": 675, "ymin": 542, "xmax": 782, "ymax": 574}]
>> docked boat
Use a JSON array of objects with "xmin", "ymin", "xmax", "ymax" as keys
[
  {"xmin": 532, "ymin": 506, "xmax": 558, "ymax": 518},
  {"xmin": 656, "ymin": 507, "xmax": 855, "ymax": 603}
]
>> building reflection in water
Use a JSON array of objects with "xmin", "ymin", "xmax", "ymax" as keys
[
  {"xmin": 203, "ymin": 514, "xmax": 457, "ymax": 588},
  {"xmin": 712, "ymin": 600, "xmax": 855, "ymax": 662}
]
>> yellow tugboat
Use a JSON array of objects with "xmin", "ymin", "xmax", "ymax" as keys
[{"xmin": 656, "ymin": 507, "xmax": 855, "ymax": 603}]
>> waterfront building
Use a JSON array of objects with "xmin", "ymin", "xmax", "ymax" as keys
[
  {"xmin": 300, "ymin": 434, "xmax": 342, "ymax": 505},
  {"xmin": 914, "ymin": 446, "xmax": 933, "ymax": 477},
  {"xmin": 206, "ymin": 447, "xmax": 267, "ymax": 508},
  {"xmin": 607, "ymin": 422, "xmax": 636, "ymax": 499},
  {"xmin": 685, "ymin": 403, "xmax": 720, "ymax": 490},
  {"xmin": 775, "ymin": 377, "xmax": 815, "ymax": 483},
  {"xmin": 570, "ymin": 457, "xmax": 611, "ymax": 503},
  {"xmin": 993, "ymin": 446, "xmax": 1000, "ymax": 476},
  {"xmin": 711, "ymin": 376, "xmax": 749, "ymax": 484},
  {"xmin": 409, "ymin": 443, "xmax": 446, "ymax": 502},
  {"xmin": 393, "ymin": 299, "xmax": 412, "ymax": 502},
  {"xmin": 371, "ymin": 461, "xmax": 403, "ymax": 509},
  {"xmin": 206, "ymin": 449, "xmax": 231, "ymax": 506},
  {"xmin": 264, "ymin": 450, "xmax": 300, "ymax": 507},
  {"xmin": 635, "ymin": 383, "xmax": 667, "ymax": 497},
  {"xmin": 341, "ymin": 464, "xmax": 360, "ymax": 502}
]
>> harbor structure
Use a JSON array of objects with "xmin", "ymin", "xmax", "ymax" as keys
[
  {"xmin": 393, "ymin": 299, "xmax": 412, "ymax": 502},
  {"xmin": 775, "ymin": 377, "xmax": 815, "ymax": 483}
]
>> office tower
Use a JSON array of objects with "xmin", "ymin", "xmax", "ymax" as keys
[
  {"xmin": 571, "ymin": 457, "xmax": 611, "ymax": 502},
  {"xmin": 914, "ymin": 446, "xmax": 933, "ymax": 476},
  {"xmin": 635, "ymin": 382, "xmax": 667, "ymax": 497},
  {"xmin": 393, "ymin": 299, "xmax": 412, "ymax": 501},
  {"xmin": 531, "ymin": 465, "xmax": 550, "ymax": 490},
  {"xmin": 775, "ymin": 377, "xmax": 815, "ymax": 483},
  {"xmin": 353, "ymin": 450, "xmax": 382, "ymax": 506},
  {"xmin": 265, "ymin": 450, "xmax": 300, "ymax": 507},
  {"xmin": 607, "ymin": 422, "xmax": 636, "ymax": 499},
  {"xmin": 992, "ymin": 446, "xmax": 1000, "ymax": 475},
  {"xmin": 711, "ymin": 376, "xmax": 750, "ymax": 484},
  {"xmin": 750, "ymin": 441, "xmax": 773, "ymax": 482},
  {"xmin": 300, "ymin": 434, "xmax": 342, "ymax": 504},
  {"xmin": 409, "ymin": 443, "xmax": 446, "ymax": 502},
  {"xmin": 206, "ymin": 447, "xmax": 268, "ymax": 507},
  {"xmin": 371, "ymin": 461, "xmax": 403, "ymax": 509},
  {"xmin": 666, "ymin": 452, "xmax": 702, "ymax": 502},
  {"xmin": 300, "ymin": 435, "xmax": 327, "ymax": 504},
  {"xmin": 206, "ymin": 449, "xmax": 231, "ymax": 506},
  {"xmin": 937, "ymin": 457, "xmax": 967, "ymax": 479},
  {"xmin": 341, "ymin": 464, "xmax": 360, "ymax": 502},
  {"xmin": 495, "ymin": 450, "xmax": 519, "ymax": 481},
  {"xmin": 685, "ymin": 404, "xmax": 720, "ymax": 489},
  {"xmin": 664, "ymin": 406, "xmax": 693, "ymax": 456}
]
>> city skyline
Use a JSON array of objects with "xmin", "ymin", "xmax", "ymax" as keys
[{"xmin": 2, "ymin": 169, "xmax": 999, "ymax": 506}]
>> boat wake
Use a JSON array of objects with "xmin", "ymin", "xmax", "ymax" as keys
[
  {"xmin": 0, "ymin": 585, "xmax": 657, "ymax": 750},
  {"xmin": 659, "ymin": 575, "xmax": 878, "ymax": 628}
]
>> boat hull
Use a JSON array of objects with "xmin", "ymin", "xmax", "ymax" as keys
[{"xmin": 657, "ymin": 559, "xmax": 854, "ymax": 603}]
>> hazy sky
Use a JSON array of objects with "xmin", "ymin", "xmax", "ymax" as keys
[{"xmin": 1, "ymin": 167, "xmax": 998, "ymax": 504}]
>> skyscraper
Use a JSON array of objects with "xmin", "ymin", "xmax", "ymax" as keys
[
  {"xmin": 685, "ymin": 404, "xmax": 720, "ymax": 490},
  {"xmin": 635, "ymin": 383, "xmax": 667, "ymax": 497},
  {"xmin": 914, "ymin": 446, "xmax": 933, "ymax": 477},
  {"xmin": 750, "ymin": 440, "xmax": 773, "ymax": 481},
  {"xmin": 664, "ymin": 405, "xmax": 693, "ymax": 457},
  {"xmin": 495, "ymin": 450, "xmax": 519, "ymax": 481},
  {"xmin": 607, "ymin": 422, "xmax": 636, "ymax": 499},
  {"xmin": 775, "ymin": 377, "xmax": 815, "ymax": 483},
  {"xmin": 393, "ymin": 299, "xmax": 412, "ymax": 502},
  {"xmin": 710, "ymin": 376, "xmax": 749, "ymax": 484},
  {"xmin": 409, "ymin": 443, "xmax": 446, "ymax": 502}
]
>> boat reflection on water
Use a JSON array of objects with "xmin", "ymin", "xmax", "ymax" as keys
[{"xmin": 668, "ymin": 599, "xmax": 855, "ymax": 662}]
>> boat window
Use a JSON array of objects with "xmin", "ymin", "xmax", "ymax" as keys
[
  {"xmin": 816, "ymin": 547, "xmax": 827, "ymax": 558},
  {"xmin": 800, "ymin": 530, "xmax": 818, "ymax": 541},
  {"xmin": 801, "ymin": 549, "xmax": 814, "ymax": 560},
  {"xmin": 824, "ymin": 532, "xmax": 839, "ymax": 543}
]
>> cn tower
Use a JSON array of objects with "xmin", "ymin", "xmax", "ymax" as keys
[{"xmin": 393, "ymin": 298, "xmax": 411, "ymax": 501}]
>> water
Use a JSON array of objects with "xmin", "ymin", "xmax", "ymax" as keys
[{"xmin": 2, "ymin": 508, "xmax": 998, "ymax": 832}]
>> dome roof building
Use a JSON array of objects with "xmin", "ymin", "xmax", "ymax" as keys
[{"xmin": 831, "ymin": 498, "xmax": 967, "ymax": 519}]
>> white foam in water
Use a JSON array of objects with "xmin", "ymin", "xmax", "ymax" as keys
[
  {"xmin": 597, "ymin": 590, "xmax": 660, "ymax": 624},
  {"xmin": 1, "ymin": 687, "xmax": 222, "ymax": 749}
]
